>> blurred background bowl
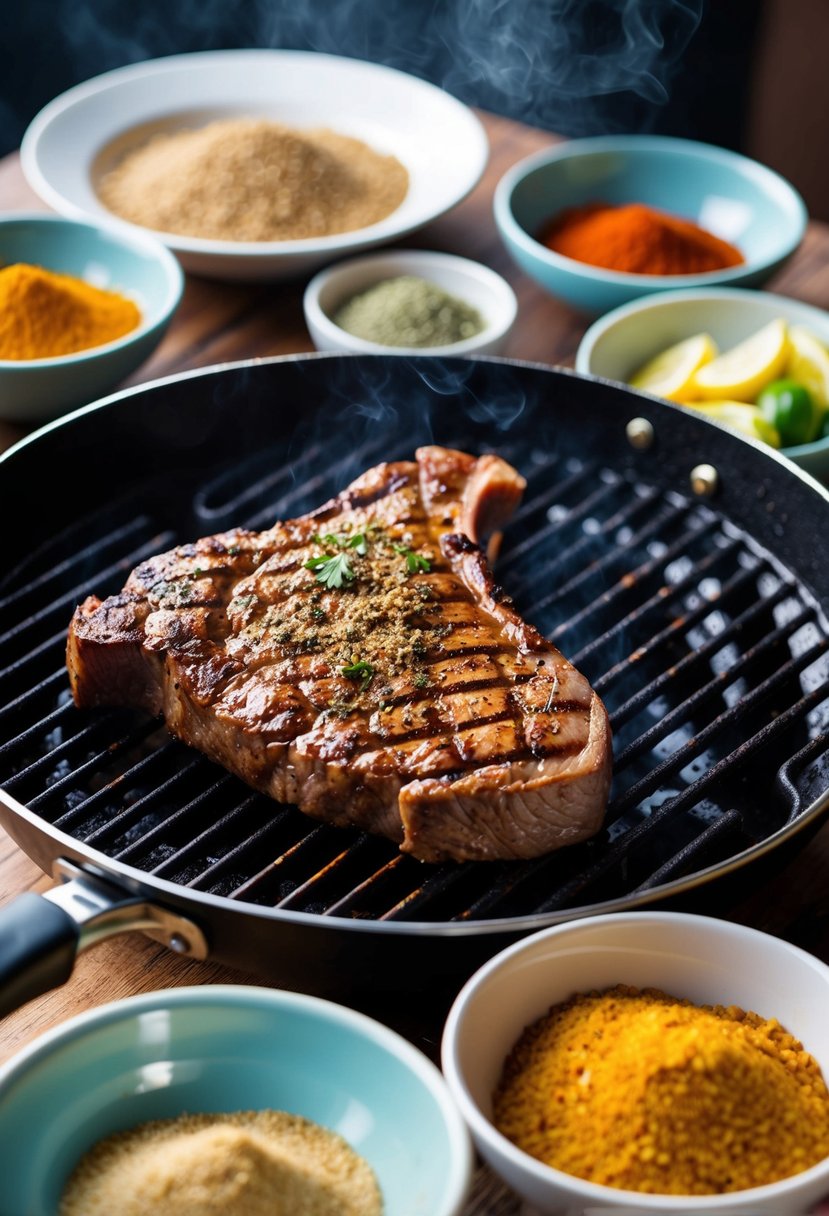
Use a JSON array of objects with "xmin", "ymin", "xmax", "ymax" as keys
[
  {"xmin": 576, "ymin": 286, "xmax": 829, "ymax": 479},
  {"xmin": 303, "ymin": 249, "xmax": 517, "ymax": 356},
  {"xmin": 21, "ymin": 50, "xmax": 488, "ymax": 282},
  {"xmin": 0, "ymin": 984, "xmax": 472, "ymax": 1216},
  {"xmin": 0, "ymin": 212, "xmax": 182, "ymax": 422},
  {"xmin": 494, "ymin": 135, "xmax": 807, "ymax": 317},
  {"xmin": 442, "ymin": 911, "xmax": 829, "ymax": 1216}
]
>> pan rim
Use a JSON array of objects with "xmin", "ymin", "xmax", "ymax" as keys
[
  {"xmin": 2, "ymin": 783, "xmax": 827, "ymax": 938},
  {"xmin": 3, "ymin": 351, "xmax": 829, "ymax": 508}
]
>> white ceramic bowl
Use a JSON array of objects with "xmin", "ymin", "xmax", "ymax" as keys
[
  {"xmin": 442, "ymin": 912, "xmax": 829, "ymax": 1216},
  {"xmin": 0, "ymin": 212, "xmax": 182, "ymax": 422},
  {"xmin": 304, "ymin": 250, "xmax": 518, "ymax": 356},
  {"xmin": 21, "ymin": 50, "xmax": 488, "ymax": 282},
  {"xmin": 576, "ymin": 287, "xmax": 829, "ymax": 481},
  {"xmin": 0, "ymin": 984, "xmax": 473, "ymax": 1216}
]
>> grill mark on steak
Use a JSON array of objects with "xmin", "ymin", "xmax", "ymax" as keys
[{"xmin": 67, "ymin": 446, "xmax": 612, "ymax": 863}]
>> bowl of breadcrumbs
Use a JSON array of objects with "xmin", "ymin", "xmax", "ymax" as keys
[
  {"xmin": 0, "ymin": 984, "xmax": 473, "ymax": 1216},
  {"xmin": 21, "ymin": 50, "xmax": 489, "ymax": 281}
]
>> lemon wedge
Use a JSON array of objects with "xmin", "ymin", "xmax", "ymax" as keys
[
  {"xmin": 690, "ymin": 318, "xmax": 789, "ymax": 402},
  {"xmin": 628, "ymin": 333, "xmax": 718, "ymax": 402},
  {"xmin": 785, "ymin": 325, "xmax": 829, "ymax": 409},
  {"xmin": 687, "ymin": 400, "xmax": 781, "ymax": 448}
]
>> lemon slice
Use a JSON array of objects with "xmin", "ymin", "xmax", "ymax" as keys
[
  {"xmin": 628, "ymin": 333, "xmax": 718, "ymax": 402},
  {"xmin": 690, "ymin": 318, "xmax": 790, "ymax": 402},
  {"xmin": 688, "ymin": 400, "xmax": 781, "ymax": 448},
  {"xmin": 785, "ymin": 325, "xmax": 829, "ymax": 409}
]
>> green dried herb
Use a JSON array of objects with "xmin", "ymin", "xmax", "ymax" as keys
[{"xmin": 333, "ymin": 275, "xmax": 484, "ymax": 348}]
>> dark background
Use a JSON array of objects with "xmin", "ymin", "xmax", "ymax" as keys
[
  {"xmin": 1, "ymin": 1, "xmax": 757, "ymax": 151},
  {"xmin": 1, "ymin": 0, "xmax": 827, "ymax": 217}
]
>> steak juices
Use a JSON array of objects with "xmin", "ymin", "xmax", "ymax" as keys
[{"xmin": 67, "ymin": 447, "xmax": 611, "ymax": 862}]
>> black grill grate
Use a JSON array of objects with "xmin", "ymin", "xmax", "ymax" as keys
[{"xmin": 2, "ymin": 424, "xmax": 829, "ymax": 926}]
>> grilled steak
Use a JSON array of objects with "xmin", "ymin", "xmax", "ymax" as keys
[{"xmin": 67, "ymin": 447, "xmax": 611, "ymax": 863}]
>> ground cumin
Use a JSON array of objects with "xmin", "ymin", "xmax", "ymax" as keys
[
  {"xmin": 539, "ymin": 201, "xmax": 745, "ymax": 275},
  {"xmin": 493, "ymin": 984, "xmax": 829, "ymax": 1195},
  {"xmin": 0, "ymin": 262, "xmax": 140, "ymax": 360},
  {"xmin": 97, "ymin": 117, "xmax": 409, "ymax": 242},
  {"xmin": 59, "ymin": 1109, "xmax": 383, "ymax": 1216}
]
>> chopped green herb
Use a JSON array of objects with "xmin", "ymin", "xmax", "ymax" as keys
[
  {"xmin": 393, "ymin": 543, "xmax": 431, "ymax": 574},
  {"xmin": 304, "ymin": 552, "xmax": 355, "ymax": 589},
  {"xmin": 227, "ymin": 545, "xmax": 240, "ymax": 556},
  {"xmin": 413, "ymin": 672, "xmax": 429, "ymax": 688},
  {"xmin": 346, "ymin": 532, "xmax": 368, "ymax": 556},
  {"xmin": 311, "ymin": 530, "xmax": 368, "ymax": 555},
  {"xmin": 341, "ymin": 659, "xmax": 375, "ymax": 691}
]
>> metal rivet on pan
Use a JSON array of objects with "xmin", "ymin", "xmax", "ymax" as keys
[
  {"xmin": 690, "ymin": 463, "xmax": 719, "ymax": 496},
  {"xmin": 626, "ymin": 418, "xmax": 654, "ymax": 450},
  {"xmin": 169, "ymin": 933, "xmax": 191, "ymax": 954}
]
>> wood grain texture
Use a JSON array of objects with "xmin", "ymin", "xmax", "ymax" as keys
[{"xmin": 1, "ymin": 110, "xmax": 829, "ymax": 1084}]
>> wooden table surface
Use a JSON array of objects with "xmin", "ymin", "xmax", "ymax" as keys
[{"xmin": 2, "ymin": 109, "xmax": 829, "ymax": 1075}]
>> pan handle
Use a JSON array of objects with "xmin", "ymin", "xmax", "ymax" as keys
[{"xmin": 0, "ymin": 859, "xmax": 208, "ymax": 1019}]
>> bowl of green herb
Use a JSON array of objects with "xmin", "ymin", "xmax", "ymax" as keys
[{"xmin": 303, "ymin": 250, "xmax": 518, "ymax": 356}]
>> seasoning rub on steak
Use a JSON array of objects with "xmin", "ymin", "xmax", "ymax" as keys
[{"xmin": 67, "ymin": 447, "xmax": 612, "ymax": 863}]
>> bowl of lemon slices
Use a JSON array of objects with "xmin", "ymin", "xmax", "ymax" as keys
[{"xmin": 576, "ymin": 286, "xmax": 829, "ymax": 480}]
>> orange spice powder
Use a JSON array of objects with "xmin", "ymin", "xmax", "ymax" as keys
[{"xmin": 539, "ymin": 202, "xmax": 745, "ymax": 276}]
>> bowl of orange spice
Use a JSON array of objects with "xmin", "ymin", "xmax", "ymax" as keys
[
  {"xmin": 443, "ymin": 911, "xmax": 829, "ymax": 1215},
  {"xmin": 494, "ymin": 135, "xmax": 807, "ymax": 316},
  {"xmin": 0, "ymin": 213, "xmax": 183, "ymax": 422}
]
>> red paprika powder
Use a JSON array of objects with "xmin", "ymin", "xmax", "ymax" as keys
[{"xmin": 539, "ymin": 201, "xmax": 744, "ymax": 275}]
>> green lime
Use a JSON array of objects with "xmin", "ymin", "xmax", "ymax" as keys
[{"xmin": 756, "ymin": 379, "xmax": 819, "ymax": 446}]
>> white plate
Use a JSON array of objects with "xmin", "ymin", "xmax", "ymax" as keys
[{"xmin": 21, "ymin": 49, "xmax": 489, "ymax": 282}]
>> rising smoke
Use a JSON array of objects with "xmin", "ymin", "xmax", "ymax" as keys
[{"xmin": 4, "ymin": 0, "xmax": 705, "ymax": 152}]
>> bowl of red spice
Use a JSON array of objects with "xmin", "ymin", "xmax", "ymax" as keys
[
  {"xmin": 442, "ymin": 911, "xmax": 829, "ymax": 1215},
  {"xmin": 0, "ymin": 212, "xmax": 183, "ymax": 422},
  {"xmin": 494, "ymin": 135, "xmax": 807, "ymax": 317}
]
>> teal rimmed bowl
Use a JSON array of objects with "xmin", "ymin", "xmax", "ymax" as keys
[
  {"xmin": 0, "ymin": 985, "xmax": 473, "ymax": 1216},
  {"xmin": 494, "ymin": 135, "xmax": 807, "ymax": 317},
  {"xmin": 0, "ymin": 213, "xmax": 183, "ymax": 422}
]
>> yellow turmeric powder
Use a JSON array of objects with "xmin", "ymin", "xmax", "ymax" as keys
[
  {"xmin": 493, "ymin": 985, "xmax": 829, "ymax": 1195},
  {"xmin": 0, "ymin": 263, "xmax": 141, "ymax": 361}
]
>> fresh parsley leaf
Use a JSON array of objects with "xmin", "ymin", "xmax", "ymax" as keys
[
  {"xmin": 304, "ymin": 551, "xmax": 354, "ymax": 589},
  {"xmin": 392, "ymin": 543, "xmax": 431, "ymax": 574},
  {"xmin": 346, "ymin": 532, "xmax": 368, "ymax": 556},
  {"xmin": 407, "ymin": 552, "xmax": 431, "ymax": 574},
  {"xmin": 341, "ymin": 659, "xmax": 375, "ymax": 691}
]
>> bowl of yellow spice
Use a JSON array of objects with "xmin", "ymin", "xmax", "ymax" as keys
[
  {"xmin": 0, "ymin": 984, "xmax": 473, "ymax": 1216},
  {"xmin": 442, "ymin": 911, "xmax": 829, "ymax": 1216},
  {"xmin": 0, "ymin": 213, "xmax": 183, "ymax": 421}
]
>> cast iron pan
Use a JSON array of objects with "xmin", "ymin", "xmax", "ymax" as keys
[{"xmin": 1, "ymin": 355, "xmax": 828, "ymax": 1021}]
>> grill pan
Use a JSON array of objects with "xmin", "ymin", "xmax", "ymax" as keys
[{"xmin": 1, "ymin": 354, "xmax": 828, "ymax": 1018}]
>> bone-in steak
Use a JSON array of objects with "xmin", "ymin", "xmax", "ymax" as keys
[{"xmin": 67, "ymin": 447, "xmax": 611, "ymax": 862}]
